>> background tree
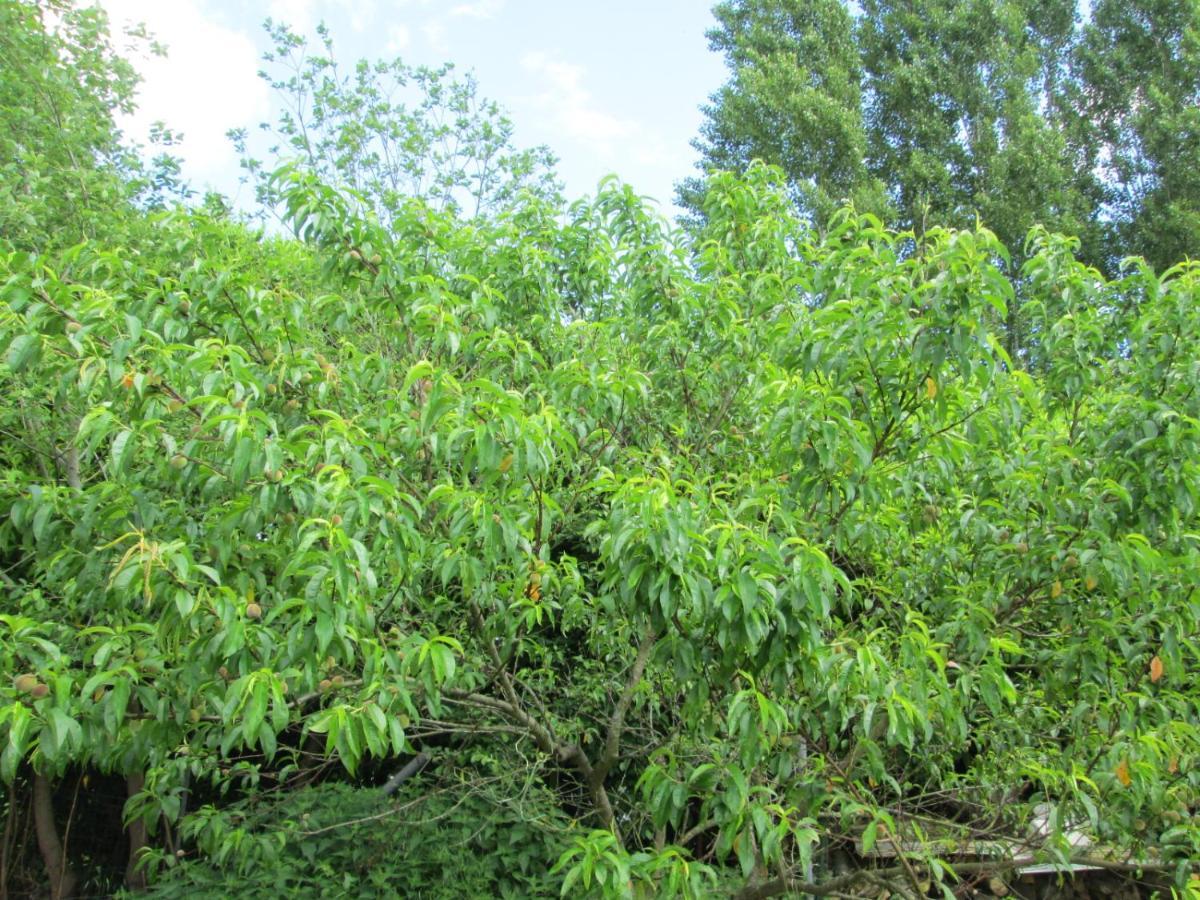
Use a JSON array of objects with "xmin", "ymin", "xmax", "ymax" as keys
[
  {"xmin": 858, "ymin": 0, "xmax": 1096, "ymax": 253},
  {"xmin": 0, "ymin": 1, "xmax": 189, "ymax": 254},
  {"xmin": 0, "ymin": 0, "xmax": 140, "ymax": 250},
  {"xmin": 233, "ymin": 21, "xmax": 562, "ymax": 228},
  {"xmin": 1076, "ymin": 0, "xmax": 1200, "ymax": 272},
  {"xmin": 685, "ymin": 0, "xmax": 1198, "ymax": 277},
  {"xmin": 679, "ymin": 0, "xmax": 887, "ymax": 228},
  {"xmin": 857, "ymin": 0, "xmax": 1100, "ymax": 359}
]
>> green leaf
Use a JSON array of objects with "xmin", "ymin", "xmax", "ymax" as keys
[
  {"xmin": 5, "ymin": 334, "xmax": 40, "ymax": 372},
  {"xmin": 862, "ymin": 820, "xmax": 878, "ymax": 854}
]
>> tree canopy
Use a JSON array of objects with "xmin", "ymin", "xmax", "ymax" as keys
[
  {"xmin": 686, "ymin": 0, "xmax": 1199, "ymax": 276},
  {"xmin": 1, "ymin": 2, "xmax": 1199, "ymax": 898},
  {"xmin": 232, "ymin": 21, "xmax": 561, "ymax": 227}
]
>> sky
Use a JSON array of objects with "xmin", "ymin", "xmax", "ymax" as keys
[{"xmin": 96, "ymin": 0, "xmax": 728, "ymax": 217}]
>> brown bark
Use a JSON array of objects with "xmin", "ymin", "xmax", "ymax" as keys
[
  {"xmin": 0, "ymin": 779, "xmax": 17, "ymax": 900},
  {"xmin": 63, "ymin": 445, "xmax": 81, "ymax": 491},
  {"xmin": 32, "ymin": 774, "xmax": 76, "ymax": 900},
  {"xmin": 124, "ymin": 772, "xmax": 148, "ymax": 890}
]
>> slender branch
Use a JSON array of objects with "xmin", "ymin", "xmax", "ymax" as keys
[
  {"xmin": 678, "ymin": 818, "xmax": 717, "ymax": 848},
  {"xmin": 37, "ymin": 287, "xmax": 201, "ymax": 420},
  {"xmin": 443, "ymin": 686, "xmax": 619, "ymax": 841},
  {"xmin": 592, "ymin": 624, "xmax": 657, "ymax": 785},
  {"xmin": 220, "ymin": 287, "xmax": 268, "ymax": 363}
]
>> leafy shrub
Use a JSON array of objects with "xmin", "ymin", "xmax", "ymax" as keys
[{"xmin": 140, "ymin": 772, "xmax": 567, "ymax": 898}]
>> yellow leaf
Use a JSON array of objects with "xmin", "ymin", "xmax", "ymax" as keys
[
  {"xmin": 924, "ymin": 376, "xmax": 938, "ymax": 400},
  {"xmin": 1149, "ymin": 655, "xmax": 1164, "ymax": 684},
  {"xmin": 1050, "ymin": 580, "xmax": 1062, "ymax": 599},
  {"xmin": 498, "ymin": 453, "xmax": 513, "ymax": 473},
  {"xmin": 1116, "ymin": 759, "xmax": 1131, "ymax": 787},
  {"xmin": 1168, "ymin": 755, "xmax": 1179, "ymax": 774}
]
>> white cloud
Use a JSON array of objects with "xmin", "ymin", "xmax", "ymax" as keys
[
  {"xmin": 265, "ymin": 0, "xmax": 377, "ymax": 35},
  {"xmin": 450, "ymin": 0, "xmax": 503, "ymax": 19},
  {"xmin": 421, "ymin": 19, "xmax": 448, "ymax": 53},
  {"xmin": 520, "ymin": 52, "xmax": 636, "ymax": 151},
  {"xmin": 385, "ymin": 23, "xmax": 411, "ymax": 53},
  {"xmin": 631, "ymin": 136, "xmax": 674, "ymax": 169},
  {"xmin": 332, "ymin": 0, "xmax": 378, "ymax": 33},
  {"xmin": 98, "ymin": 0, "xmax": 270, "ymax": 192}
]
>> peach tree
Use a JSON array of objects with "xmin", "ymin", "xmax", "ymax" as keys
[{"xmin": 2, "ymin": 158, "xmax": 1199, "ymax": 897}]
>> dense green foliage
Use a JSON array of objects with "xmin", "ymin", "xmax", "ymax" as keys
[
  {"xmin": 1, "ymin": 2, "xmax": 1199, "ymax": 898},
  {"xmin": 0, "ymin": 0, "xmax": 176, "ymax": 251},
  {"xmin": 1075, "ymin": 0, "xmax": 1200, "ymax": 271},
  {"xmin": 144, "ymin": 777, "xmax": 568, "ymax": 898},
  {"xmin": 677, "ymin": 0, "xmax": 887, "ymax": 227},
  {"xmin": 686, "ymin": 0, "xmax": 1199, "ymax": 275}
]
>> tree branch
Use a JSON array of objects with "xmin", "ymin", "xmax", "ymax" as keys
[
  {"xmin": 592, "ymin": 624, "xmax": 657, "ymax": 785},
  {"xmin": 380, "ymin": 751, "xmax": 431, "ymax": 796}
]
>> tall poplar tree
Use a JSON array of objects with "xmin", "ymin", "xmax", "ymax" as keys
[
  {"xmin": 1076, "ymin": 0, "xmax": 1200, "ymax": 272},
  {"xmin": 679, "ymin": 0, "xmax": 887, "ymax": 227},
  {"xmin": 858, "ymin": 0, "xmax": 1097, "ymax": 257},
  {"xmin": 684, "ymin": 0, "xmax": 1200, "ymax": 274}
]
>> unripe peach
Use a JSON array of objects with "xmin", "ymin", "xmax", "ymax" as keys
[{"xmin": 14, "ymin": 673, "xmax": 37, "ymax": 693}]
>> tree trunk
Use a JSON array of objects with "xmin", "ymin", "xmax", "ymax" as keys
[
  {"xmin": 124, "ymin": 772, "xmax": 148, "ymax": 890},
  {"xmin": 32, "ymin": 773, "xmax": 76, "ymax": 900},
  {"xmin": 0, "ymin": 779, "xmax": 18, "ymax": 900}
]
